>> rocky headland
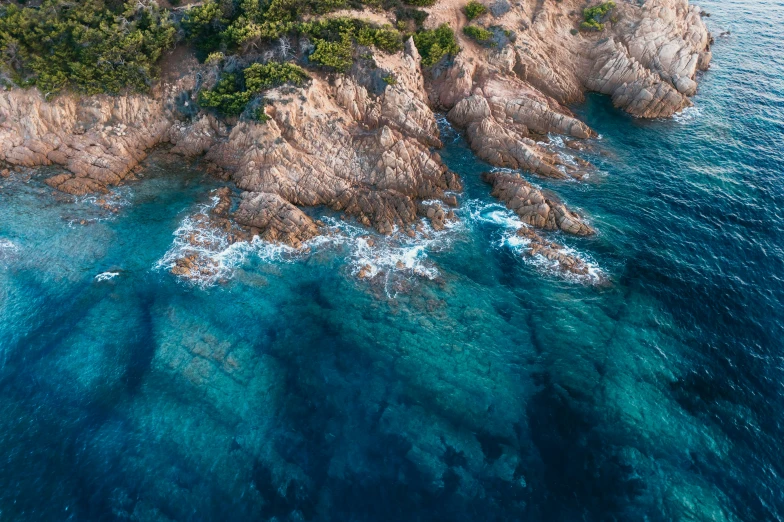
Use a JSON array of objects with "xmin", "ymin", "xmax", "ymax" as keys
[{"xmin": 0, "ymin": 0, "xmax": 711, "ymax": 281}]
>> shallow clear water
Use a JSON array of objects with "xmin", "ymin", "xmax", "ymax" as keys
[{"xmin": 1, "ymin": 1, "xmax": 783, "ymax": 520}]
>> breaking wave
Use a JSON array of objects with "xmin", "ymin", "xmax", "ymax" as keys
[
  {"xmin": 94, "ymin": 272, "xmax": 120, "ymax": 282},
  {"xmin": 671, "ymin": 105, "xmax": 704, "ymax": 124},
  {"xmin": 460, "ymin": 199, "xmax": 604, "ymax": 283}
]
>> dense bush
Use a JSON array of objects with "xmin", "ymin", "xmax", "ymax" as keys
[
  {"xmin": 0, "ymin": 0, "xmax": 463, "ymax": 102},
  {"xmin": 181, "ymin": 0, "xmax": 229, "ymax": 55},
  {"xmin": 463, "ymin": 1, "xmax": 488, "ymax": 21},
  {"xmin": 581, "ymin": 1, "xmax": 616, "ymax": 31},
  {"xmin": 199, "ymin": 61, "xmax": 309, "ymax": 116},
  {"xmin": 308, "ymin": 34, "xmax": 354, "ymax": 72},
  {"xmin": 198, "ymin": 73, "xmax": 250, "ymax": 116},
  {"xmin": 244, "ymin": 62, "xmax": 309, "ymax": 90},
  {"xmin": 463, "ymin": 25, "xmax": 494, "ymax": 44},
  {"xmin": 0, "ymin": 0, "xmax": 175, "ymax": 95},
  {"xmin": 412, "ymin": 24, "xmax": 460, "ymax": 67}
]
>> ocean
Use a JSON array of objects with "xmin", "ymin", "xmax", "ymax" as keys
[{"xmin": 0, "ymin": 0, "xmax": 782, "ymax": 520}]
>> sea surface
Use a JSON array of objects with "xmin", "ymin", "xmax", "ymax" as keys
[{"xmin": 1, "ymin": 1, "xmax": 782, "ymax": 520}]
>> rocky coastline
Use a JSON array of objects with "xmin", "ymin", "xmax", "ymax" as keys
[{"xmin": 0, "ymin": 0, "xmax": 711, "ymax": 281}]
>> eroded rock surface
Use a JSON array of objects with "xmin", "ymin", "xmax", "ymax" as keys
[
  {"xmin": 482, "ymin": 170, "xmax": 596, "ymax": 278},
  {"xmin": 427, "ymin": 0, "xmax": 711, "ymax": 172},
  {"xmin": 482, "ymin": 171, "xmax": 594, "ymax": 236}
]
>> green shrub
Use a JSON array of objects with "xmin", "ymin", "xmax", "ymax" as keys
[
  {"xmin": 251, "ymin": 103, "xmax": 271, "ymax": 122},
  {"xmin": 309, "ymin": 34, "xmax": 354, "ymax": 72},
  {"xmin": 404, "ymin": 0, "xmax": 437, "ymax": 6},
  {"xmin": 301, "ymin": 17, "xmax": 403, "ymax": 70},
  {"xmin": 363, "ymin": 26, "xmax": 404, "ymax": 53},
  {"xmin": 581, "ymin": 1, "xmax": 615, "ymax": 31},
  {"xmin": 182, "ymin": 0, "xmax": 229, "ymax": 55},
  {"xmin": 198, "ymin": 74, "xmax": 251, "ymax": 116},
  {"xmin": 382, "ymin": 74, "xmax": 397, "ymax": 85},
  {"xmin": 0, "ymin": 0, "xmax": 175, "ymax": 95},
  {"xmin": 413, "ymin": 24, "xmax": 460, "ymax": 67},
  {"xmin": 199, "ymin": 61, "xmax": 309, "ymax": 116},
  {"xmin": 244, "ymin": 62, "xmax": 309, "ymax": 91},
  {"xmin": 205, "ymin": 52, "xmax": 226, "ymax": 66},
  {"xmin": 463, "ymin": 25, "xmax": 494, "ymax": 44},
  {"xmin": 463, "ymin": 1, "xmax": 487, "ymax": 21}
]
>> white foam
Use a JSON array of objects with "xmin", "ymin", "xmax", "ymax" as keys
[
  {"xmin": 461, "ymin": 199, "xmax": 604, "ymax": 283},
  {"xmin": 66, "ymin": 189, "xmax": 133, "ymax": 228},
  {"xmin": 94, "ymin": 271, "xmax": 119, "ymax": 282},
  {"xmin": 671, "ymin": 105, "xmax": 703, "ymax": 124},
  {"xmin": 315, "ymin": 216, "xmax": 454, "ymax": 288},
  {"xmin": 0, "ymin": 239, "xmax": 19, "ymax": 268},
  {"xmin": 155, "ymin": 213, "xmax": 252, "ymax": 287},
  {"xmin": 79, "ymin": 189, "xmax": 132, "ymax": 211},
  {"xmin": 155, "ymin": 195, "xmax": 304, "ymax": 287},
  {"xmin": 461, "ymin": 199, "xmax": 520, "ymax": 229},
  {"xmin": 435, "ymin": 114, "xmax": 462, "ymax": 143},
  {"xmin": 0, "ymin": 239, "xmax": 18, "ymax": 252},
  {"xmin": 547, "ymin": 134, "xmax": 566, "ymax": 148},
  {"xmin": 500, "ymin": 226, "xmax": 604, "ymax": 284},
  {"xmin": 156, "ymin": 190, "xmax": 604, "ymax": 289}
]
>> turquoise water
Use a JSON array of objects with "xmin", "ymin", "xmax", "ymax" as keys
[{"xmin": 1, "ymin": 1, "xmax": 783, "ymax": 520}]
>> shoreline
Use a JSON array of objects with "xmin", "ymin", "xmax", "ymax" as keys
[{"xmin": 0, "ymin": 0, "xmax": 712, "ymax": 282}]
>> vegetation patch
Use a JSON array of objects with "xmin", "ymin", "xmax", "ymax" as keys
[
  {"xmin": 581, "ymin": 1, "xmax": 616, "ymax": 32},
  {"xmin": 413, "ymin": 24, "xmax": 460, "ymax": 67},
  {"xmin": 463, "ymin": 25, "xmax": 495, "ymax": 45},
  {"xmin": 0, "ymin": 0, "xmax": 463, "ymax": 106},
  {"xmin": 463, "ymin": 1, "xmax": 488, "ymax": 21},
  {"xmin": 199, "ymin": 61, "xmax": 308, "ymax": 116},
  {"xmin": 0, "ymin": 0, "xmax": 175, "ymax": 96},
  {"xmin": 308, "ymin": 33, "xmax": 355, "ymax": 72}
]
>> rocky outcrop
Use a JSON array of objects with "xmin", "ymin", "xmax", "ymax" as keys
[
  {"xmin": 482, "ymin": 170, "xmax": 596, "ymax": 278},
  {"xmin": 205, "ymin": 42, "xmax": 461, "ymax": 240},
  {"xmin": 427, "ymin": 0, "xmax": 711, "ymax": 174},
  {"xmin": 514, "ymin": 225, "xmax": 594, "ymax": 277},
  {"xmin": 0, "ymin": 89, "xmax": 171, "ymax": 194},
  {"xmin": 0, "ymin": 39, "xmax": 460, "ymax": 247},
  {"xmin": 234, "ymin": 192, "xmax": 320, "ymax": 247},
  {"xmin": 481, "ymin": 171, "xmax": 594, "ymax": 236}
]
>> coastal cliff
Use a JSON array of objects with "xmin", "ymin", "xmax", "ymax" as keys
[{"xmin": 0, "ymin": 0, "xmax": 711, "ymax": 280}]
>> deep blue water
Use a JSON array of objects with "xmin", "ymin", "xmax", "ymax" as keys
[{"xmin": 1, "ymin": 1, "xmax": 783, "ymax": 520}]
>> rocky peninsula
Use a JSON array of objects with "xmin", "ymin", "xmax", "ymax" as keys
[{"xmin": 0, "ymin": 0, "xmax": 711, "ymax": 281}]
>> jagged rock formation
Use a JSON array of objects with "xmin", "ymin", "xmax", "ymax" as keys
[
  {"xmin": 427, "ymin": 0, "xmax": 712, "ymax": 173},
  {"xmin": 482, "ymin": 171, "xmax": 594, "ymax": 236},
  {"xmin": 0, "ymin": 89, "xmax": 170, "ymax": 195},
  {"xmin": 234, "ymin": 192, "xmax": 320, "ymax": 247},
  {"xmin": 205, "ymin": 40, "xmax": 461, "ymax": 242},
  {"xmin": 514, "ymin": 225, "xmax": 594, "ymax": 277}
]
